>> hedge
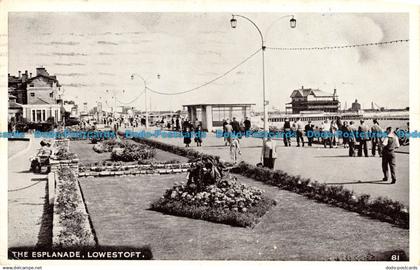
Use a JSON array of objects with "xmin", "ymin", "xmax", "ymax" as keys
[
  {"xmin": 54, "ymin": 166, "xmax": 96, "ymax": 248},
  {"xmin": 133, "ymin": 137, "xmax": 409, "ymax": 229}
]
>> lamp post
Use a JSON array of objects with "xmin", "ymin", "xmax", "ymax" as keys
[
  {"xmin": 230, "ymin": 14, "xmax": 296, "ymax": 137},
  {"xmin": 131, "ymin": 74, "xmax": 148, "ymax": 129}
]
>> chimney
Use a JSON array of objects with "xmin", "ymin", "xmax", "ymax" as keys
[
  {"xmin": 22, "ymin": 73, "xmax": 28, "ymax": 83},
  {"xmin": 29, "ymin": 72, "xmax": 32, "ymax": 78},
  {"xmin": 301, "ymin": 86, "xmax": 304, "ymax": 89},
  {"xmin": 18, "ymin": 71, "xmax": 21, "ymax": 78},
  {"xmin": 333, "ymin": 88, "xmax": 337, "ymax": 96}
]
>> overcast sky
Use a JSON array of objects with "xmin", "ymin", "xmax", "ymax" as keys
[{"xmin": 8, "ymin": 12, "xmax": 408, "ymax": 111}]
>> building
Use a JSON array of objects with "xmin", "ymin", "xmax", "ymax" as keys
[
  {"xmin": 285, "ymin": 86, "xmax": 340, "ymax": 114},
  {"xmin": 8, "ymin": 67, "xmax": 62, "ymax": 123},
  {"xmin": 8, "ymin": 94, "xmax": 23, "ymax": 122},
  {"xmin": 183, "ymin": 103, "xmax": 255, "ymax": 131},
  {"xmin": 350, "ymin": 99, "xmax": 361, "ymax": 112}
]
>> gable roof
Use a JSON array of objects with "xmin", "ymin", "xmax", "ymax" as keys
[
  {"xmin": 290, "ymin": 88, "xmax": 334, "ymax": 98},
  {"xmin": 26, "ymin": 74, "xmax": 61, "ymax": 87}
]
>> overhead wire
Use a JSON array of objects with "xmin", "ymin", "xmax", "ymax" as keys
[{"xmin": 145, "ymin": 48, "xmax": 262, "ymax": 96}]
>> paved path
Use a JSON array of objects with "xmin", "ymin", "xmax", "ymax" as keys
[
  {"xmin": 137, "ymin": 129, "xmax": 409, "ymax": 205},
  {"xmin": 8, "ymin": 136, "xmax": 50, "ymax": 248}
]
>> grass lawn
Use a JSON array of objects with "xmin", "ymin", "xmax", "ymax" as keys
[
  {"xmin": 8, "ymin": 140, "xmax": 29, "ymax": 158},
  {"xmin": 70, "ymin": 139, "xmax": 188, "ymax": 165},
  {"xmin": 79, "ymin": 173, "xmax": 408, "ymax": 260}
]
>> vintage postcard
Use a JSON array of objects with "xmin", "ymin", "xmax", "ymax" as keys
[{"xmin": 0, "ymin": 0, "xmax": 419, "ymax": 269}]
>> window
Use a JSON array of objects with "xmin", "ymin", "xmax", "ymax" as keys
[
  {"xmin": 36, "ymin": 110, "xmax": 42, "ymax": 122},
  {"xmin": 30, "ymin": 92, "xmax": 35, "ymax": 97},
  {"xmin": 49, "ymin": 92, "xmax": 53, "ymax": 98}
]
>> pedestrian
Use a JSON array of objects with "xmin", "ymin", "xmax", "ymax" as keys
[
  {"xmin": 175, "ymin": 116, "xmax": 180, "ymax": 131},
  {"xmin": 231, "ymin": 117, "xmax": 241, "ymax": 138},
  {"xmin": 225, "ymin": 120, "xmax": 233, "ymax": 146},
  {"xmin": 194, "ymin": 124, "xmax": 203, "ymax": 147},
  {"xmin": 295, "ymin": 117, "xmax": 305, "ymax": 147},
  {"xmin": 304, "ymin": 121, "xmax": 314, "ymax": 146},
  {"xmin": 381, "ymin": 126, "xmax": 400, "ymax": 184},
  {"xmin": 244, "ymin": 117, "xmax": 251, "ymax": 134},
  {"xmin": 371, "ymin": 119, "xmax": 383, "ymax": 157},
  {"xmin": 347, "ymin": 121, "xmax": 357, "ymax": 156},
  {"xmin": 230, "ymin": 137, "xmax": 241, "ymax": 164},
  {"xmin": 283, "ymin": 118, "xmax": 291, "ymax": 146},
  {"xmin": 358, "ymin": 119, "xmax": 370, "ymax": 157},
  {"xmin": 261, "ymin": 137, "xmax": 277, "ymax": 169},
  {"xmin": 321, "ymin": 119, "xmax": 332, "ymax": 148},
  {"xmin": 341, "ymin": 121, "xmax": 349, "ymax": 148},
  {"xmin": 182, "ymin": 119, "xmax": 192, "ymax": 147},
  {"xmin": 330, "ymin": 120, "xmax": 339, "ymax": 148},
  {"xmin": 222, "ymin": 118, "xmax": 228, "ymax": 146}
]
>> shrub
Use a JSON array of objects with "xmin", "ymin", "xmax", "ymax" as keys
[
  {"xmin": 151, "ymin": 176, "xmax": 276, "ymax": 227},
  {"xmin": 111, "ymin": 143, "xmax": 156, "ymax": 162},
  {"xmin": 135, "ymin": 137, "xmax": 409, "ymax": 229},
  {"xmin": 54, "ymin": 167, "xmax": 96, "ymax": 248}
]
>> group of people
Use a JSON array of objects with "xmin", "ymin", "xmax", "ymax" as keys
[
  {"xmin": 181, "ymin": 118, "xmax": 204, "ymax": 148},
  {"xmin": 221, "ymin": 117, "xmax": 252, "ymax": 164},
  {"xmin": 279, "ymin": 117, "xmax": 407, "ymax": 184}
]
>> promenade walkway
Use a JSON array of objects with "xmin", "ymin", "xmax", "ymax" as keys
[
  {"xmin": 142, "ymin": 130, "xmax": 409, "ymax": 205},
  {"xmin": 8, "ymin": 136, "xmax": 50, "ymax": 248}
]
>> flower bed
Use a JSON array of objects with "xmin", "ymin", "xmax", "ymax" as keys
[
  {"xmin": 53, "ymin": 166, "xmax": 96, "ymax": 248},
  {"xmin": 151, "ymin": 177, "xmax": 276, "ymax": 227},
  {"xmin": 231, "ymin": 162, "xmax": 409, "ymax": 228},
  {"xmin": 111, "ymin": 143, "xmax": 156, "ymax": 162},
  {"xmin": 92, "ymin": 139, "xmax": 125, "ymax": 153},
  {"xmin": 134, "ymin": 137, "xmax": 409, "ymax": 229}
]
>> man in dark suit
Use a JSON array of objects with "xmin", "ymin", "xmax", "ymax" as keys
[
  {"xmin": 347, "ymin": 121, "xmax": 357, "ymax": 157},
  {"xmin": 230, "ymin": 117, "xmax": 241, "ymax": 138},
  {"xmin": 243, "ymin": 117, "xmax": 251, "ymax": 133}
]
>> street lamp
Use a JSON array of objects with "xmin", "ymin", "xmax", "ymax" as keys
[
  {"xmin": 130, "ymin": 73, "xmax": 159, "ymax": 129},
  {"xmin": 131, "ymin": 74, "xmax": 148, "ymax": 129},
  {"xmin": 230, "ymin": 14, "xmax": 296, "ymax": 135}
]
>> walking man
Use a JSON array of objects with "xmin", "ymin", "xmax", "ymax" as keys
[
  {"xmin": 381, "ymin": 126, "xmax": 400, "ymax": 184},
  {"xmin": 296, "ymin": 118, "xmax": 305, "ymax": 147},
  {"xmin": 230, "ymin": 137, "xmax": 241, "ymax": 164},
  {"xmin": 244, "ymin": 117, "xmax": 251, "ymax": 134},
  {"xmin": 283, "ymin": 118, "xmax": 291, "ymax": 147},
  {"xmin": 371, "ymin": 119, "xmax": 383, "ymax": 157},
  {"xmin": 304, "ymin": 121, "xmax": 313, "ymax": 147},
  {"xmin": 348, "ymin": 121, "xmax": 357, "ymax": 157}
]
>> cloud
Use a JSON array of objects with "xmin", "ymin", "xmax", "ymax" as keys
[
  {"xmin": 99, "ymin": 82, "xmax": 116, "ymax": 87},
  {"xmin": 52, "ymin": 52, "xmax": 87, "ymax": 56},
  {"xmin": 98, "ymin": 52, "xmax": 115, "ymax": 55},
  {"xmin": 55, "ymin": 73, "xmax": 87, "ymax": 77},
  {"xmin": 53, "ymin": 62, "xmax": 85, "ymax": 66},
  {"xmin": 34, "ymin": 41, "xmax": 80, "ymax": 46},
  {"xmin": 97, "ymin": 41, "xmax": 119, "ymax": 45},
  {"xmin": 61, "ymin": 83, "xmax": 92, "ymax": 87},
  {"xmin": 98, "ymin": 72, "xmax": 115, "ymax": 76}
]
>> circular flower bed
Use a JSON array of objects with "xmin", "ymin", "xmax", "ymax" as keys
[{"xmin": 151, "ymin": 176, "xmax": 276, "ymax": 227}]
